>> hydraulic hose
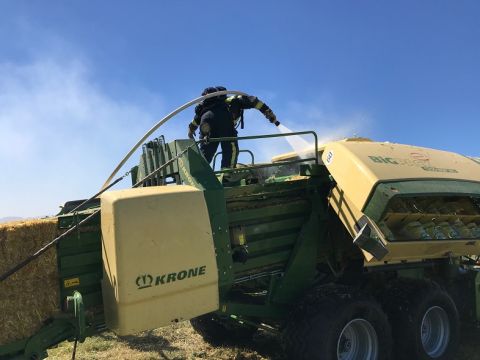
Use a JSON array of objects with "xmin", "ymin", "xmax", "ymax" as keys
[{"xmin": 101, "ymin": 90, "xmax": 248, "ymax": 190}]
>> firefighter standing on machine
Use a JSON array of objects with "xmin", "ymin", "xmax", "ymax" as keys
[{"xmin": 188, "ymin": 86, "xmax": 279, "ymax": 169}]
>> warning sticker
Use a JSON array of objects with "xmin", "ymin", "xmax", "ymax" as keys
[{"xmin": 64, "ymin": 277, "xmax": 80, "ymax": 288}]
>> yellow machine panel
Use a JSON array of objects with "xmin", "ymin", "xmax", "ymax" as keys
[
  {"xmin": 321, "ymin": 140, "xmax": 480, "ymax": 263},
  {"xmin": 322, "ymin": 140, "xmax": 480, "ymax": 212},
  {"xmin": 101, "ymin": 186, "xmax": 219, "ymax": 335}
]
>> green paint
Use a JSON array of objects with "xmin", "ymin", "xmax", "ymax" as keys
[
  {"xmin": 364, "ymin": 180, "xmax": 480, "ymax": 222},
  {"xmin": 397, "ymin": 268, "xmax": 424, "ymax": 280},
  {"xmin": 173, "ymin": 140, "xmax": 234, "ymax": 295},
  {"xmin": 66, "ymin": 291, "xmax": 86, "ymax": 342},
  {"xmin": 270, "ymin": 212, "xmax": 319, "ymax": 304},
  {"xmin": 219, "ymin": 302, "xmax": 287, "ymax": 319},
  {"xmin": 57, "ymin": 210, "xmax": 103, "ymax": 310},
  {"xmin": 475, "ymin": 272, "xmax": 480, "ymax": 322},
  {"xmin": 0, "ymin": 339, "xmax": 28, "ymax": 359}
]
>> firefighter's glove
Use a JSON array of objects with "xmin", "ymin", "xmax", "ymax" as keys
[
  {"xmin": 264, "ymin": 109, "xmax": 279, "ymax": 126},
  {"xmin": 188, "ymin": 123, "xmax": 198, "ymax": 139}
]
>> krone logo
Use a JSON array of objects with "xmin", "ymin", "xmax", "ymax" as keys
[
  {"xmin": 135, "ymin": 265, "xmax": 207, "ymax": 290},
  {"xmin": 136, "ymin": 274, "xmax": 153, "ymax": 289}
]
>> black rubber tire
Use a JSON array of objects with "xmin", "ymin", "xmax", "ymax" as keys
[
  {"xmin": 283, "ymin": 284, "xmax": 392, "ymax": 360},
  {"xmin": 190, "ymin": 313, "xmax": 257, "ymax": 346},
  {"xmin": 379, "ymin": 278, "xmax": 460, "ymax": 360}
]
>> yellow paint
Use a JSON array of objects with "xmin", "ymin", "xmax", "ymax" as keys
[
  {"xmin": 319, "ymin": 139, "xmax": 480, "ymax": 263},
  {"xmin": 271, "ymin": 137, "xmax": 372, "ymax": 163},
  {"xmin": 238, "ymin": 233, "xmax": 246, "ymax": 245},
  {"xmin": 101, "ymin": 185, "xmax": 219, "ymax": 336},
  {"xmin": 322, "ymin": 140, "xmax": 480, "ymax": 212},
  {"xmin": 64, "ymin": 278, "xmax": 80, "ymax": 288}
]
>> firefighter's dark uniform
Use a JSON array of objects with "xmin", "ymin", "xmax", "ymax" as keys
[
  {"xmin": 198, "ymin": 99, "xmax": 238, "ymax": 169},
  {"xmin": 189, "ymin": 91, "xmax": 278, "ymax": 169}
]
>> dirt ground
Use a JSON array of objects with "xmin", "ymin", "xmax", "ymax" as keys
[{"xmin": 47, "ymin": 322, "xmax": 480, "ymax": 360}]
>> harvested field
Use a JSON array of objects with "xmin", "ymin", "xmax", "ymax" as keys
[
  {"xmin": 48, "ymin": 322, "xmax": 282, "ymax": 360},
  {"xmin": 47, "ymin": 322, "xmax": 480, "ymax": 360},
  {"xmin": 0, "ymin": 218, "xmax": 59, "ymax": 345}
]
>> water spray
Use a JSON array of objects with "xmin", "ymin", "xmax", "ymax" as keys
[{"xmin": 277, "ymin": 123, "xmax": 315, "ymax": 158}]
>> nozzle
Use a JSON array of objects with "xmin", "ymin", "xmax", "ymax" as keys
[{"xmin": 268, "ymin": 117, "xmax": 280, "ymax": 127}]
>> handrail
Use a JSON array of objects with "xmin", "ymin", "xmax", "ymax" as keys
[
  {"xmin": 198, "ymin": 131, "xmax": 319, "ymax": 165},
  {"xmin": 214, "ymin": 157, "xmax": 317, "ymax": 174},
  {"xmin": 212, "ymin": 149, "xmax": 255, "ymax": 170}
]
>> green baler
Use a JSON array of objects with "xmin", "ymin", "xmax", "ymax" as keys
[{"xmin": 2, "ymin": 132, "xmax": 480, "ymax": 360}]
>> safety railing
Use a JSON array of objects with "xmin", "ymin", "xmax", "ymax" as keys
[
  {"xmin": 198, "ymin": 131, "xmax": 319, "ymax": 174},
  {"xmin": 212, "ymin": 149, "xmax": 255, "ymax": 171}
]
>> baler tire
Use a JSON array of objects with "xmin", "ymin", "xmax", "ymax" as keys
[
  {"xmin": 283, "ymin": 284, "xmax": 392, "ymax": 360},
  {"xmin": 190, "ymin": 313, "xmax": 256, "ymax": 346},
  {"xmin": 379, "ymin": 278, "xmax": 459, "ymax": 360}
]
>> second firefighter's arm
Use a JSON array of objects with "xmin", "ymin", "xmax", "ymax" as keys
[{"xmin": 229, "ymin": 95, "xmax": 279, "ymax": 126}]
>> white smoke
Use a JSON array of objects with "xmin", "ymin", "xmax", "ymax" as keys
[
  {"xmin": 243, "ymin": 99, "xmax": 372, "ymax": 162},
  {"xmin": 0, "ymin": 57, "xmax": 163, "ymax": 217}
]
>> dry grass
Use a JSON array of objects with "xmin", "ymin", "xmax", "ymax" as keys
[
  {"xmin": 0, "ymin": 218, "xmax": 59, "ymax": 345},
  {"xmin": 47, "ymin": 322, "xmax": 480, "ymax": 360},
  {"xmin": 48, "ymin": 322, "xmax": 284, "ymax": 360}
]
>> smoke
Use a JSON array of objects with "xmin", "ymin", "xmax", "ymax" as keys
[
  {"xmin": 0, "ymin": 57, "xmax": 163, "ymax": 217},
  {"xmin": 232, "ymin": 99, "xmax": 371, "ymax": 164}
]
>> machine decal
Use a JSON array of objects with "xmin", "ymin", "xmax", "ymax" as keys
[
  {"xmin": 410, "ymin": 152, "xmax": 430, "ymax": 161},
  {"xmin": 368, "ymin": 155, "xmax": 458, "ymax": 173},
  {"xmin": 136, "ymin": 265, "xmax": 207, "ymax": 290},
  {"xmin": 178, "ymin": 157, "xmax": 196, "ymax": 186},
  {"xmin": 369, "ymin": 156, "xmax": 396, "ymax": 164},
  {"xmin": 421, "ymin": 166, "xmax": 458, "ymax": 173},
  {"xmin": 136, "ymin": 274, "xmax": 154, "ymax": 289},
  {"xmin": 325, "ymin": 150, "xmax": 334, "ymax": 165},
  {"xmin": 64, "ymin": 277, "xmax": 80, "ymax": 288}
]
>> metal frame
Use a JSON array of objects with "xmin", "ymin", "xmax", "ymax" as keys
[
  {"xmin": 199, "ymin": 130, "xmax": 320, "ymax": 165},
  {"xmin": 215, "ymin": 158, "xmax": 316, "ymax": 175},
  {"xmin": 212, "ymin": 149, "xmax": 255, "ymax": 170}
]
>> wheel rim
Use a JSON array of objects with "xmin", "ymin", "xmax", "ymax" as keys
[
  {"xmin": 421, "ymin": 306, "xmax": 450, "ymax": 358},
  {"xmin": 337, "ymin": 318, "xmax": 379, "ymax": 360}
]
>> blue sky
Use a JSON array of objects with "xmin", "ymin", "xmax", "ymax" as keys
[{"xmin": 1, "ymin": 1, "xmax": 479, "ymax": 217}]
